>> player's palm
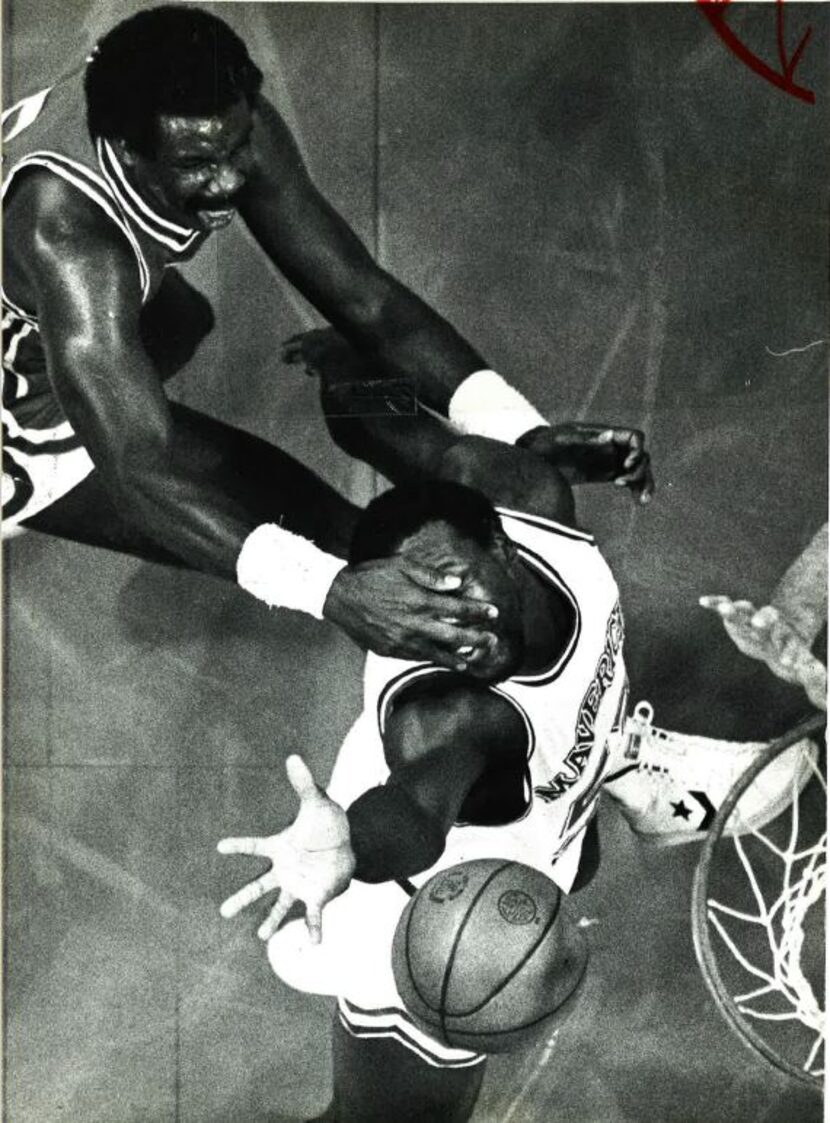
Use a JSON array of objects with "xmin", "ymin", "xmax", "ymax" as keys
[
  {"xmin": 700, "ymin": 596, "xmax": 827, "ymax": 710},
  {"xmin": 218, "ymin": 755, "xmax": 356, "ymax": 943},
  {"xmin": 282, "ymin": 327, "xmax": 365, "ymax": 386}
]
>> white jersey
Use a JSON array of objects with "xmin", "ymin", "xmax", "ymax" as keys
[
  {"xmin": 328, "ymin": 506, "xmax": 628, "ymax": 893},
  {"xmin": 269, "ymin": 505, "xmax": 627, "ymax": 1067}
]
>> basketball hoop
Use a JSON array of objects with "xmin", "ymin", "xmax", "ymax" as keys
[{"xmin": 691, "ymin": 713, "xmax": 826, "ymax": 1087}]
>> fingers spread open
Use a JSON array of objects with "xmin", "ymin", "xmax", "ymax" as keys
[
  {"xmin": 257, "ymin": 890, "xmax": 297, "ymax": 941},
  {"xmin": 220, "ymin": 869, "xmax": 279, "ymax": 919}
]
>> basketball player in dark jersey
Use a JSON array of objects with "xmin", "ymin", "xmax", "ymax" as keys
[{"xmin": 2, "ymin": 5, "xmax": 654, "ymax": 670}]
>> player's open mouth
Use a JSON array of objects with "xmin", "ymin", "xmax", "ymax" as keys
[{"xmin": 196, "ymin": 206, "xmax": 236, "ymax": 229}]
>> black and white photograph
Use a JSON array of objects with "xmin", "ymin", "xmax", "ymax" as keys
[{"xmin": 2, "ymin": 1, "xmax": 827, "ymax": 1120}]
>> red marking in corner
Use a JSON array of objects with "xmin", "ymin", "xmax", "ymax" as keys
[{"xmin": 697, "ymin": 0, "xmax": 815, "ymax": 105}]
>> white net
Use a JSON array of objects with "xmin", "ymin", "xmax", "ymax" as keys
[{"xmin": 699, "ymin": 737, "xmax": 826, "ymax": 1082}]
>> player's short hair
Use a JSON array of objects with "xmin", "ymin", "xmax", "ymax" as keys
[
  {"xmin": 85, "ymin": 5, "xmax": 263, "ymax": 154},
  {"xmin": 350, "ymin": 480, "xmax": 502, "ymax": 565}
]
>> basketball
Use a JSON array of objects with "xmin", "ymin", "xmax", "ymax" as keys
[{"xmin": 391, "ymin": 858, "xmax": 588, "ymax": 1053}]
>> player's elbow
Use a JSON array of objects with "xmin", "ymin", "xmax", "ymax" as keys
[
  {"xmin": 349, "ymin": 785, "xmax": 447, "ymax": 883},
  {"xmin": 358, "ymin": 830, "xmax": 446, "ymax": 884},
  {"xmin": 436, "ymin": 438, "xmax": 488, "ymax": 488},
  {"xmin": 101, "ymin": 420, "xmax": 176, "ymax": 517},
  {"xmin": 334, "ymin": 275, "xmax": 420, "ymax": 348}
]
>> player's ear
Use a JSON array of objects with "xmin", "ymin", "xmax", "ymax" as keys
[
  {"xmin": 494, "ymin": 530, "xmax": 518, "ymax": 567},
  {"xmin": 112, "ymin": 138, "xmax": 139, "ymax": 168}
]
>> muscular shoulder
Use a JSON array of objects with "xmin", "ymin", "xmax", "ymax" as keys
[
  {"xmin": 6, "ymin": 167, "xmax": 139, "ymax": 303},
  {"xmin": 384, "ymin": 674, "xmax": 527, "ymax": 770},
  {"xmin": 437, "ymin": 435, "xmax": 576, "ymax": 526},
  {"xmin": 7, "ymin": 167, "xmax": 130, "ymax": 260}
]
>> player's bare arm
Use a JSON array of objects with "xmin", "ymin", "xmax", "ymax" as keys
[
  {"xmin": 243, "ymin": 102, "xmax": 598, "ymax": 466},
  {"xmin": 9, "ymin": 178, "xmax": 498, "ymax": 667},
  {"xmin": 19, "ymin": 170, "xmax": 271, "ymax": 577},
  {"xmin": 290, "ymin": 326, "xmax": 653, "ymax": 505},
  {"xmin": 217, "ymin": 682, "xmax": 526, "ymax": 937},
  {"xmin": 349, "ymin": 683, "xmax": 529, "ymax": 881},
  {"xmin": 302, "ymin": 334, "xmax": 578, "ymax": 524},
  {"xmin": 239, "ymin": 96, "xmax": 488, "ymax": 411}
]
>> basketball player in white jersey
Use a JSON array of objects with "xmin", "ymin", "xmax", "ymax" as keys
[
  {"xmin": 2, "ymin": 4, "xmax": 653, "ymax": 673},
  {"xmin": 218, "ymin": 332, "xmax": 629, "ymax": 1121},
  {"xmin": 217, "ymin": 331, "xmax": 821, "ymax": 1121}
]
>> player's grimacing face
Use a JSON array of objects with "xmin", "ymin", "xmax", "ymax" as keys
[{"xmin": 119, "ymin": 97, "xmax": 256, "ymax": 232}]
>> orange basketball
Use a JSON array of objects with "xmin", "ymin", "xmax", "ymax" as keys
[{"xmin": 391, "ymin": 858, "xmax": 587, "ymax": 1053}]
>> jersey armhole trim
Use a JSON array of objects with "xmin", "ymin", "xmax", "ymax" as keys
[
  {"xmin": 376, "ymin": 664, "xmax": 536, "ymax": 761},
  {"xmin": 496, "ymin": 506, "xmax": 595, "ymax": 543}
]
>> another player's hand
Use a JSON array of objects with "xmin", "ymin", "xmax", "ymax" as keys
[
  {"xmin": 699, "ymin": 596, "xmax": 827, "ymax": 711},
  {"xmin": 518, "ymin": 422, "xmax": 654, "ymax": 504},
  {"xmin": 323, "ymin": 557, "xmax": 500, "ymax": 673},
  {"xmin": 283, "ymin": 327, "xmax": 364, "ymax": 386},
  {"xmin": 283, "ymin": 327, "xmax": 415, "ymax": 419},
  {"xmin": 217, "ymin": 755, "xmax": 356, "ymax": 944}
]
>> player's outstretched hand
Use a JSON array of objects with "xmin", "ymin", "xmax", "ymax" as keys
[
  {"xmin": 518, "ymin": 422, "xmax": 654, "ymax": 504},
  {"xmin": 699, "ymin": 596, "xmax": 827, "ymax": 711},
  {"xmin": 323, "ymin": 556, "xmax": 500, "ymax": 673},
  {"xmin": 282, "ymin": 327, "xmax": 362, "ymax": 385},
  {"xmin": 283, "ymin": 327, "xmax": 415, "ymax": 418},
  {"xmin": 217, "ymin": 755, "xmax": 356, "ymax": 944}
]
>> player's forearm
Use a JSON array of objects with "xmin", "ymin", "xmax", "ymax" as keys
[
  {"xmin": 325, "ymin": 405, "xmax": 454, "ymax": 488},
  {"xmin": 98, "ymin": 441, "xmax": 349, "ymax": 620},
  {"xmin": 347, "ymin": 783, "xmax": 447, "ymax": 883},
  {"xmin": 770, "ymin": 524, "xmax": 828, "ymax": 646},
  {"xmin": 333, "ymin": 285, "xmax": 550, "ymax": 444},
  {"xmin": 332, "ymin": 282, "xmax": 484, "ymax": 413}
]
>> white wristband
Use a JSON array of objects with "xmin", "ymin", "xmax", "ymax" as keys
[
  {"xmin": 236, "ymin": 524, "xmax": 347, "ymax": 620},
  {"xmin": 448, "ymin": 370, "xmax": 549, "ymax": 445}
]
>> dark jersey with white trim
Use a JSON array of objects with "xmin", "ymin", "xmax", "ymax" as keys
[
  {"xmin": 327, "ymin": 508, "xmax": 627, "ymax": 893},
  {"xmin": 1, "ymin": 65, "xmax": 205, "ymax": 527}
]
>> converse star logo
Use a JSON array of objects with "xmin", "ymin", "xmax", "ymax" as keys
[{"xmin": 671, "ymin": 799, "xmax": 692, "ymax": 821}]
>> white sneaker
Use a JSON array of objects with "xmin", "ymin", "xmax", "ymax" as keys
[{"xmin": 603, "ymin": 701, "xmax": 820, "ymax": 846}]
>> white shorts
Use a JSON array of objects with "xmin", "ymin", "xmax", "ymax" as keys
[{"xmin": 267, "ymin": 876, "xmax": 485, "ymax": 1069}]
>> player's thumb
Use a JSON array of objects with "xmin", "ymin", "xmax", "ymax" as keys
[
  {"xmin": 698, "ymin": 595, "xmax": 734, "ymax": 616},
  {"xmin": 285, "ymin": 755, "xmax": 320, "ymax": 802}
]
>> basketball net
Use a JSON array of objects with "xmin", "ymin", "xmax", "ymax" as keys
[{"xmin": 692, "ymin": 713, "xmax": 826, "ymax": 1087}]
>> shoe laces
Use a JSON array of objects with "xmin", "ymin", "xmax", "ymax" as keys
[
  {"xmin": 622, "ymin": 701, "xmax": 682, "ymax": 778},
  {"xmin": 623, "ymin": 701, "xmax": 654, "ymax": 761}
]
